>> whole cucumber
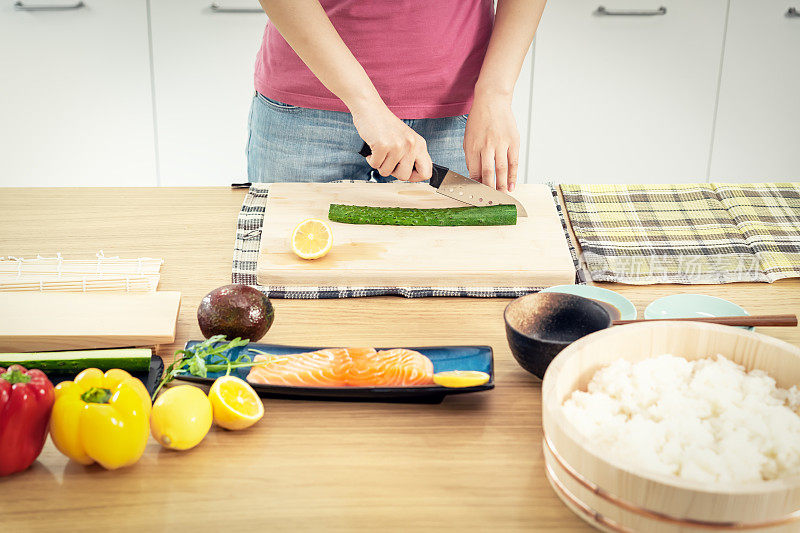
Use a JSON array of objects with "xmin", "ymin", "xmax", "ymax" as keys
[
  {"xmin": 0, "ymin": 348, "xmax": 152, "ymax": 373},
  {"xmin": 328, "ymin": 204, "xmax": 517, "ymax": 226}
]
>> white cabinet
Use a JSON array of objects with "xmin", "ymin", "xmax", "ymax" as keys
[
  {"xmin": 1, "ymin": 1, "xmax": 797, "ymax": 187},
  {"xmin": 528, "ymin": 0, "xmax": 728, "ymax": 183},
  {"xmin": 710, "ymin": 1, "xmax": 800, "ymax": 181},
  {"xmin": 149, "ymin": 1, "xmax": 266, "ymax": 186},
  {"xmin": 0, "ymin": 0, "xmax": 156, "ymax": 186}
]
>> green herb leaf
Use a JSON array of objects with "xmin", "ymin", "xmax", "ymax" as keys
[
  {"xmin": 149, "ymin": 338, "xmax": 288, "ymax": 401},
  {"xmin": 187, "ymin": 355, "xmax": 207, "ymax": 378},
  {"xmin": 151, "ymin": 336, "xmax": 249, "ymax": 400}
]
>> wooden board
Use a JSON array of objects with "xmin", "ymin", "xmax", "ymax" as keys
[
  {"xmin": 0, "ymin": 291, "xmax": 181, "ymax": 352},
  {"xmin": 258, "ymin": 182, "xmax": 576, "ymax": 287},
  {"xmin": 257, "ymin": 182, "xmax": 576, "ymax": 288}
]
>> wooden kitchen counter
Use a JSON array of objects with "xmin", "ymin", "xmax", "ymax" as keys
[{"xmin": 2, "ymin": 188, "xmax": 799, "ymax": 532}]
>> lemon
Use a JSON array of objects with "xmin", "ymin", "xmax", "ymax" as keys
[
  {"xmin": 291, "ymin": 218, "xmax": 333, "ymax": 260},
  {"xmin": 208, "ymin": 375, "xmax": 265, "ymax": 430},
  {"xmin": 151, "ymin": 385, "xmax": 213, "ymax": 450},
  {"xmin": 433, "ymin": 370, "xmax": 491, "ymax": 388}
]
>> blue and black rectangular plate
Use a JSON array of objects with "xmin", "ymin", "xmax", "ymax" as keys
[{"xmin": 178, "ymin": 342, "xmax": 494, "ymax": 404}]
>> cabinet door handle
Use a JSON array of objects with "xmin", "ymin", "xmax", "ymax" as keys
[
  {"xmin": 14, "ymin": 1, "xmax": 85, "ymax": 10},
  {"xmin": 787, "ymin": 7, "xmax": 800, "ymax": 17},
  {"xmin": 595, "ymin": 6, "xmax": 667, "ymax": 16},
  {"xmin": 209, "ymin": 3, "xmax": 263, "ymax": 13}
]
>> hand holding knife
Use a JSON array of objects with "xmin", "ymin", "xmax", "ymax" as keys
[{"xmin": 359, "ymin": 142, "xmax": 527, "ymax": 216}]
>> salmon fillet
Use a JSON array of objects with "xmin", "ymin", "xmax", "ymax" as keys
[
  {"xmin": 247, "ymin": 349, "xmax": 350, "ymax": 387},
  {"xmin": 246, "ymin": 347, "xmax": 434, "ymax": 388},
  {"xmin": 347, "ymin": 349, "xmax": 435, "ymax": 387}
]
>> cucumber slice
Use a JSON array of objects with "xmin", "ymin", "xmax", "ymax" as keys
[
  {"xmin": 0, "ymin": 348, "xmax": 152, "ymax": 373},
  {"xmin": 328, "ymin": 204, "xmax": 517, "ymax": 226}
]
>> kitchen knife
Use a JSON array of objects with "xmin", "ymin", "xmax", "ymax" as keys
[{"xmin": 358, "ymin": 142, "xmax": 528, "ymax": 217}]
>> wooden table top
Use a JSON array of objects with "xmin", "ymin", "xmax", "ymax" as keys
[{"xmin": 2, "ymin": 188, "xmax": 799, "ymax": 532}]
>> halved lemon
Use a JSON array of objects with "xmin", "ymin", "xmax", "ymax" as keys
[
  {"xmin": 291, "ymin": 218, "xmax": 333, "ymax": 260},
  {"xmin": 208, "ymin": 375, "xmax": 265, "ymax": 430},
  {"xmin": 433, "ymin": 370, "xmax": 491, "ymax": 388}
]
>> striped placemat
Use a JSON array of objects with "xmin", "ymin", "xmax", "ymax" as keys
[
  {"xmin": 560, "ymin": 183, "xmax": 800, "ymax": 284},
  {"xmin": 231, "ymin": 183, "xmax": 586, "ymax": 298}
]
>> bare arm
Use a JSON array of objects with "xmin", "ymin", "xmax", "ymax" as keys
[
  {"xmin": 258, "ymin": 0, "xmax": 432, "ymax": 181},
  {"xmin": 464, "ymin": 0, "xmax": 547, "ymax": 191}
]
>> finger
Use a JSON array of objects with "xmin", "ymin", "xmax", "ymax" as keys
[
  {"xmin": 465, "ymin": 144, "xmax": 481, "ymax": 184},
  {"xmin": 392, "ymin": 154, "xmax": 415, "ymax": 182},
  {"xmin": 409, "ymin": 145, "xmax": 432, "ymax": 182},
  {"xmin": 408, "ymin": 170, "xmax": 427, "ymax": 182},
  {"xmin": 377, "ymin": 149, "xmax": 402, "ymax": 177},
  {"xmin": 508, "ymin": 144, "xmax": 520, "ymax": 192},
  {"xmin": 495, "ymin": 146, "xmax": 509, "ymax": 192},
  {"xmin": 409, "ymin": 162, "xmax": 432, "ymax": 182},
  {"xmin": 365, "ymin": 145, "xmax": 388, "ymax": 171},
  {"xmin": 481, "ymin": 148, "xmax": 496, "ymax": 190}
]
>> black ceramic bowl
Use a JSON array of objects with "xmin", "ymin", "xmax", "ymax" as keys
[{"xmin": 504, "ymin": 292, "xmax": 612, "ymax": 379}]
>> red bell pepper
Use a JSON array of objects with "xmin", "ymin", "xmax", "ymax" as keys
[{"xmin": 0, "ymin": 365, "xmax": 55, "ymax": 476}]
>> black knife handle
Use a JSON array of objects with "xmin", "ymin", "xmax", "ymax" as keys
[
  {"xmin": 358, "ymin": 141, "xmax": 448, "ymax": 187},
  {"xmin": 429, "ymin": 164, "xmax": 449, "ymax": 188}
]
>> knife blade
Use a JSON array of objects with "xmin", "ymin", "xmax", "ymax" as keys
[{"xmin": 358, "ymin": 142, "xmax": 527, "ymax": 217}]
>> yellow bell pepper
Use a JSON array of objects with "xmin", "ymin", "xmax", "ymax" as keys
[{"xmin": 50, "ymin": 368, "xmax": 151, "ymax": 470}]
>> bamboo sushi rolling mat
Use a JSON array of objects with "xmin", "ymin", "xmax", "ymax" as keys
[
  {"xmin": 232, "ymin": 183, "xmax": 587, "ymax": 298},
  {"xmin": 0, "ymin": 251, "xmax": 163, "ymax": 292},
  {"xmin": 560, "ymin": 183, "xmax": 800, "ymax": 284}
]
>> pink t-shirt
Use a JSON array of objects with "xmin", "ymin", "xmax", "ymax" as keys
[{"xmin": 254, "ymin": 1, "xmax": 494, "ymax": 119}]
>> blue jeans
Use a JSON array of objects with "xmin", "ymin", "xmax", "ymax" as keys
[{"xmin": 246, "ymin": 92, "xmax": 469, "ymax": 182}]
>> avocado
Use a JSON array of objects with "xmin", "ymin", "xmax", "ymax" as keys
[{"xmin": 197, "ymin": 284, "xmax": 274, "ymax": 342}]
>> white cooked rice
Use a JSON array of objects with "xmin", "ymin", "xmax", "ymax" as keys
[{"xmin": 562, "ymin": 354, "xmax": 800, "ymax": 483}]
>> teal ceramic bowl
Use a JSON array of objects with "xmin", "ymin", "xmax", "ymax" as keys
[
  {"xmin": 540, "ymin": 285, "xmax": 637, "ymax": 321},
  {"xmin": 645, "ymin": 294, "xmax": 753, "ymax": 331}
]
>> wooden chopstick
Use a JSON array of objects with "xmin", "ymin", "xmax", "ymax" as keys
[{"xmin": 612, "ymin": 314, "xmax": 798, "ymax": 327}]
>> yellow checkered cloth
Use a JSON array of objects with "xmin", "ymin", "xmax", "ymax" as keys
[{"xmin": 560, "ymin": 183, "xmax": 800, "ymax": 284}]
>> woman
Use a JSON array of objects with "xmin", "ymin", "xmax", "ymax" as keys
[{"xmin": 248, "ymin": 0, "xmax": 546, "ymax": 192}]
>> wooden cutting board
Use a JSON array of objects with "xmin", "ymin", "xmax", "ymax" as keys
[
  {"xmin": 0, "ymin": 292, "xmax": 181, "ymax": 352},
  {"xmin": 257, "ymin": 182, "xmax": 576, "ymax": 288}
]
